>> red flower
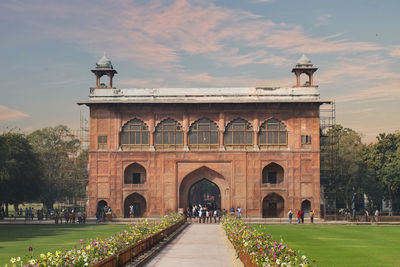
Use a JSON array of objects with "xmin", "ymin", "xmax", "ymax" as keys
[{"xmin": 28, "ymin": 246, "xmax": 33, "ymax": 252}]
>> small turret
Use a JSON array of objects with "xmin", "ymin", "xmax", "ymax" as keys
[
  {"xmin": 291, "ymin": 54, "xmax": 318, "ymax": 87},
  {"xmin": 91, "ymin": 55, "xmax": 117, "ymax": 88}
]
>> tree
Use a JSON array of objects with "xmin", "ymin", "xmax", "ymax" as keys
[
  {"xmin": 0, "ymin": 133, "xmax": 43, "ymax": 213},
  {"xmin": 364, "ymin": 132, "xmax": 400, "ymax": 212},
  {"xmin": 27, "ymin": 125, "xmax": 83, "ymax": 209},
  {"xmin": 322, "ymin": 125, "xmax": 366, "ymax": 210}
]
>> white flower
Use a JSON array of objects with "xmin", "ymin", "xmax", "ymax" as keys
[
  {"xmin": 302, "ymin": 255, "xmax": 306, "ymax": 260},
  {"xmin": 10, "ymin": 258, "xmax": 16, "ymax": 264},
  {"xmin": 276, "ymin": 259, "xmax": 281, "ymax": 265},
  {"xmin": 16, "ymin": 257, "xmax": 21, "ymax": 262},
  {"xmin": 29, "ymin": 259, "xmax": 36, "ymax": 265},
  {"xmin": 281, "ymin": 263, "xmax": 287, "ymax": 267}
]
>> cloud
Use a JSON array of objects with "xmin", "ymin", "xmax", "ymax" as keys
[
  {"xmin": 0, "ymin": 0, "xmax": 385, "ymax": 70},
  {"xmin": 0, "ymin": 105, "xmax": 29, "ymax": 121},
  {"xmin": 389, "ymin": 46, "xmax": 400, "ymax": 58},
  {"xmin": 315, "ymin": 14, "xmax": 332, "ymax": 27}
]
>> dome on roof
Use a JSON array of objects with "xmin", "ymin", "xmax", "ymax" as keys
[
  {"xmin": 297, "ymin": 54, "xmax": 312, "ymax": 66},
  {"xmin": 96, "ymin": 55, "xmax": 113, "ymax": 69}
]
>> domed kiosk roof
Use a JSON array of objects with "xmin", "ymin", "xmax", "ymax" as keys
[
  {"xmin": 296, "ymin": 54, "xmax": 313, "ymax": 66},
  {"xmin": 96, "ymin": 55, "xmax": 113, "ymax": 69}
]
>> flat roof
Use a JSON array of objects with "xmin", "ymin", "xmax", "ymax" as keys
[{"xmin": 78, "ymin": 87, "xmax": 332, "ymax": 105}]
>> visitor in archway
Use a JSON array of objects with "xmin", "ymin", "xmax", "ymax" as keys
[
  {"xmin": 206, "ymin": 209, "xmax": 209, "ymax": 223},
  {"xmin": 213, "ymin": 209, "xmax": 217, "ymax": 223},
  {"xmin": 288, "ymin": 209, "xmax": 293, "ymax": 224},
  {"xmin": 217, "ymin": 209, "xmax": 222, "ymax": 223},
  {"xmin": 310, "ymin": 210, "xmax": 314, "ymax": 224},
  {"xmin": 129, "ymin": 205, "xmax": 134, "ymax": 218},
  {"xmin": 198, "ymin": 208, "xmax": 202, "ymax": 223},
  {"xmin": 202, "ymin": 207, "xmax": 207, "ymax": 223},
  {"xmin": 236, "ymin": 206, "xmax": 242, "ymax": 220},
  {"xmin": 230, "ymin": 207, "xmax": 235, "ymax": 216}
]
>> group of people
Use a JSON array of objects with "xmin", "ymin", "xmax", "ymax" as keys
[
  {"xmin": 60, "ymin": 209, "xmax": 86, "ymax": 224},
  {"xmin": 287, "ymin": 209, "xmax": 315, "ymax": 224},
  {"xmin": 96, "ymin": 205, "xmax": 112, "ymax": 223},
  {"xmin": 184, "ymin": 204, "xmax": 225, "ymax": 223}
]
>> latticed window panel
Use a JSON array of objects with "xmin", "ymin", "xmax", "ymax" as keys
[
  {"xmin": 155, "ymin": 118, "xmax": 184, "ymax": 150},
  {"xmin": 224, "ymin": 118, "xmax": 253, "ymax": 150},
  {"xmin": 188, "ymin": 118, "xmax": 219, "ymax": 150},
  {"xmin": 120, "ymin": 119, "xmax": 150, "ymax": 150},
  {"xmin": 259, "ymin": 118, "xmax": 288, "ymax": 149},
  {"xmin": 98, "ymin": 136, "xmax": 108, "ymax": 150}
]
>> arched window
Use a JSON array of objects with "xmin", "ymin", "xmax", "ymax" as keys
[
  {"xmin": 259, "ymin": 118, "xmax": 287, "ymax": 148},
  {"xmin": 120, "ymin": 119, "xmax": 149, "ymax": 150},
  {"xmin": 262, "ymin": 163, "xmax": 284, "ymax": 184},
  {"xmin": 155, "ymin": 118, "xmax": 183, "ymax": 150},
  {"xmin": 224, "ymin": 118, "xmax": 253, "ymax": 149},
  {"xmin": 124, "ymin": 163, "xmax": 146, "ymax": 185},
  {"xmin": 188, "ymin": 118, "xmax": 219, "ymax": 150}
]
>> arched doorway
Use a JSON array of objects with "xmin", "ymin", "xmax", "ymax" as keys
[
  {"xmin": 179, "ymin": 166, "xmax": 228, "ymax": 211},
  {"xmin": 301, "ymin": 200, "xmax": 311, "ymax": 217},
  {"xmin": 97, "ymin": 200, "xmax": 108, "ymax": 213},
  {"xmin": 124, "ymin": 193, "xmax": 146, "ymax": 218},
  {"xmin": 188, "ymin": 178, "xmax": 221, "ymax": 210},
  {"xmin": 262, "ymin": 193, "xmax": 284, "ymax": 218}
]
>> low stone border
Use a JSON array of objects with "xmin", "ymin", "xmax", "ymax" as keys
[{"xmin": 220, "ymin": 224, "xmax": 244, "ymax": 267}]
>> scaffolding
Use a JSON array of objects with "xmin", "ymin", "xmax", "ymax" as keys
[
  {"xmin": 320, "ymin": 101, "xmax": 338, "ymax": 218},
  {"xmin": 71, "ymin": 111, "xmax": 89, "ymax": 152}
]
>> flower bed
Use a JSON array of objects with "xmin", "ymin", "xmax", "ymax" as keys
[
  {"xmin": 5, "ymin": 214, "xmax": 184, "ymax": 267},
  {"xmin": 222, "ymin": 216, "xmax": 314, "ymax": 267}
]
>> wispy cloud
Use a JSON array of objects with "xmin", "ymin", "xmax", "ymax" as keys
[
  {"xmin": 0, "ymin": 0, "xmax": 385, "ymax": 71},
  {"xmin": 0, "ymin": 105, "xmax": 29, "ymax": 121},
  {"xmin": 315, "ymin": 14, "xmax": 332, "ymax": 27}
]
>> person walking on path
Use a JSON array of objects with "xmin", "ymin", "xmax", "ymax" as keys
[
  {"xmin": 310, "ymin": 210, "xmax": 314, "ymax": 224},
  {"xmin": 288, "ymin": 209, "xmax": 293, "ymax": 224},
  {"xmin": 297, "ymin": 210, "xmax": 301, "ymax": 224}
]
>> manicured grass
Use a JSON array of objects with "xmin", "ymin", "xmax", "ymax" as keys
[
  {"xmin": 253, "ymin": 224, "xmax": 400, "ymax": 267},
  {"xmin": 0, "ymin": 224, "xmax": 128, "ymax": 265}
]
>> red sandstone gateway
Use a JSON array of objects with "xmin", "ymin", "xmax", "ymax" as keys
[{"xmin": 79, "ymin": 55, "xmax": 331, "ymax": 219}]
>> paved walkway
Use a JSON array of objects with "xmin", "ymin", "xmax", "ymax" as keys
[{"xmin": 144, "ymin": 223, "xmax": 235, "ymax": 267}]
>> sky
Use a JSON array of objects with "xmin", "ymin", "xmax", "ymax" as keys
[{"xmin": 0, "ymin": 0, "xmax": 399, "ymax": 143}]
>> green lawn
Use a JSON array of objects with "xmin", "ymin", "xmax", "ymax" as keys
[
  {"xmin": 254, "ymin": 224, "xmax": 400, "ymax": 267},
  {"xmin": 0, "ymin": 224, "xmax": 127, "ymax": 265}
]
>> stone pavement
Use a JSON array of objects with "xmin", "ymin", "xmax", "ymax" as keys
[{"xmin": 144, "ymin": 223, "xmax": 238, "ymax": 267}]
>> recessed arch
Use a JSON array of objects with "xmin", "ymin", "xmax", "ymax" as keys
[
  {"xmin": 154, "ymin": 118, "xmax": 183, "ymax": 149},
  {"xmin": 188, "ymin": 178, "xmax": 221, "ymax": 210},
  {"xmin": 262, "ymin": 162, "xmax": 284, "ymax": 184},
  {"xmin": 262, "ymin": 193, "xmax": 284, "ymax": 218},
  {"xmin": 301, "ymin": 199, "xmax": 311, "ymax": 217},
  {"xmin": 179, "ymin": 166, "xmax": 228, "ymax": 211},
  {"xmin": 259, "ymin": 118, "xmax": 288, "ymax": 148},
  {"xmin": 124, "ymin": 163, "xmax": 146, "ymax": 184},
  {"xmin": 97, "ymin": 200, "xmax": 108, "ymax": 212},
  {"xmin": 224, "ymin": 118, "xmax": 253, "ymax": 149},
  {"xmin": 120, "ymin": 118, "xmax": 150, "ymax": 150},
  {"xmin": 188, "ymin": 117, "xmax": 219, "ymax": 150},
  {"xmin": 124, "ymin": 193, "xmax": 147, "ymax": 218}
]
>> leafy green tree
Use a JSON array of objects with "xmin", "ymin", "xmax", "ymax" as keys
[
  {"xmin": 0, "ymin": 133, "xmax": 43, "ymax": 213},
  {"xmin": 322, "ymin": 125, "xmax": 366, "ymax": 210},
  {"xmin": 364, "ymin": 132, "xmax": 400, "ymax": 211},
  {"xmin": 27, "ymin": 125, "xmax": 83, "ymax": 209}
]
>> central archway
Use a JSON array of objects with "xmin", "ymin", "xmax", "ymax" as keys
[
  {"xmin": 179, "ymin": 166, "xmax": 228, "ymax": 211},
  {"xmin": 262, "ymin": 193, "xmax": 284, "ymax": 218},
  {"xmin": 188, "ymin": 178, "xmax": 221, "ymax": 210},
  {"xmin": 124, "ymin": 193, "xmax": 146, "ymax": 218}
]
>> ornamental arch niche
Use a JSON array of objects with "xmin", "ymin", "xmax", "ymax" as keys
[
  {"xmin": 124, "ymin": 193, "xmax": 147, "ymax": 218},
  {"xmin": 124, "ymin": 163, "xmax": 146, "ymax": 184},
  {"xmin": 179, "ymin": 166, "xmax": 229, "ymax": 211},
  {"xmin": 262, "ymin": 163, "xmax": 284, "ymax": 184},
  {"xmin": 301, "ymin": 199, "xmax": 311, "ymax": 217},
  {"xmin": 262, "ymin": 193, "xmax": 285, "ymax": 218}
]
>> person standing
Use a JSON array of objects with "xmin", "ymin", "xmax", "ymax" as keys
[
  {"xmin": 129, "ymin": 205, "xmax": 134, "ymax": 218},
  {"xmin": 206, "ymin": 210, "xmax": 209, "ymax": 223},
  {"xmin": 288, "ymin": 209, "xmax": 293, "ymax": 224},
  {"xmin": 310, "ymin": 210, "xmax": 314, "ymax": 224},
  {"xmin": 365, "ymin": 209, "xmax": 369, "ymax": 222},
  {"xmin": 198, "ymin": 209, "xmax": 202, "ymax": 223},
  {"xmin": 237, "ymin": 207, "xmax": 242, "ymax": 220},
  {"xmin": 300, "ymin": 209, "xmax": 304, "ymax": 224},
  {"xmin": 375, "ymin": 209, "xmax": 379, "ymax": 222},
  {"xmin": 297, "ymin": 210, "xmax": 301, "ymax": 224}
]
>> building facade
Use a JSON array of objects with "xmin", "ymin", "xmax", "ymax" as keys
[{"xmin": 80, "ymin": 55, "xmax": 330, "ymax": 218}]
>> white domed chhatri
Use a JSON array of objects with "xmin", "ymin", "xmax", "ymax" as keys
[
  {"xmin": 96, "ymin": 55, "xmax": 113, "ymax": 69},
  {"xmin": 296, "ymin": 54, "xmax": 313, "ymax": 66}
]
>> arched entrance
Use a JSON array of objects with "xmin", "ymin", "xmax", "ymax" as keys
[
  {"xmin": 188, "ymin": 178, "xmax": 221, "ymax": 210},
  {"xmin": 179, "ymin": 166, "xmax": 228, "ymax": 211},
  {"xmin": 262, "ymin": 193, "xmax": 284, "ymax": 218},
  {"xmin": 124, "ymin": 193, "xmax": 146, "ymax": 218},
  {"xmin": 97, "ymin": 200, "xmax": 108, "ymax": 213},
  {"xmin": 301, "ymin": 200, "xmax": 311, "ymax": 217}
]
